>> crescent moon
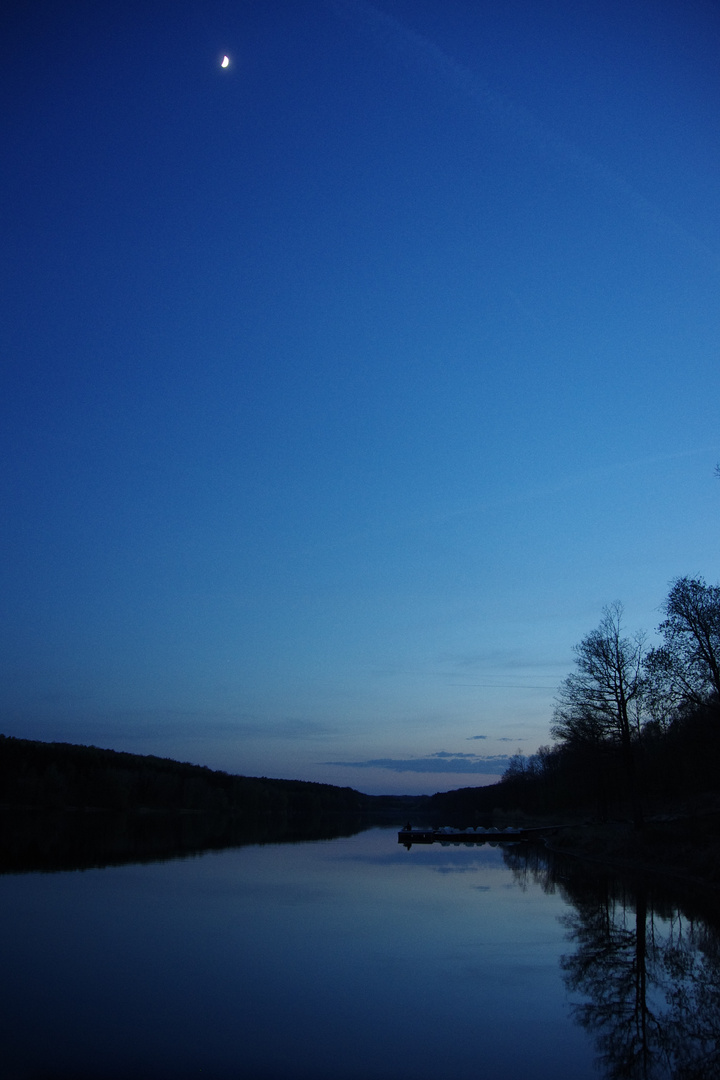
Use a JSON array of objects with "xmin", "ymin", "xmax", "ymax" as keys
[{"xmin": 221, "ymin": 55, "xmax": 230, "ymax": 68}]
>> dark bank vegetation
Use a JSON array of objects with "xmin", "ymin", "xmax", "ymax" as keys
[
  {"xmin": 0, "ymin": 736, "xmax": 430, "ymax": 872},
  {"xmin": 0, "ymin": 734, "xmax": 373, "ymax": 816},
  {"xmin": 0, "ymin": 735, "xmax": 419, "ymax": 819},
  {"xmin": 430, "ymin": 577, "xmax": 720, "ymax": 884}
]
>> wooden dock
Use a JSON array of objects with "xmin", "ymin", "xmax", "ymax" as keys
[{"xmin": 398, "ymin": 826, "xmax": 553, "ymax": 848}]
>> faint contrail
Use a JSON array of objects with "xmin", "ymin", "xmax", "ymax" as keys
[
  {"xmin": 330, "ymin": 0, "xmax": 720, "ymax": 267},
  {"xmin": 434, "ymin": 443, "xmax": 720, "ymax": 523}
]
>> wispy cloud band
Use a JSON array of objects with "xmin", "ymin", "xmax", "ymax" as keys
[{"xmin": 326, "ymin": 752, "xmax": 511, "ymax": 774}]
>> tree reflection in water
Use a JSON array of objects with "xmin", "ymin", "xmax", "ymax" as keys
[{"xmin": 503, "ymin": 845, "xmax": 720, "ymax": 1080}]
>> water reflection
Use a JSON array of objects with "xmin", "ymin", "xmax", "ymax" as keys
[
  {"xmin": 503, "ymin": 845, "xmax": 720, "ymax": 1080},
  {"xmin": 0, "ymin": 807, "xmax": 377, "ymax": 873},
  {"xmin": 0, "ymin": 828, "xmax": 596, "ymax": 1080},
  {"xmin": 1, "ymin": 823, "xmax": 719, "ymax": 1079}
]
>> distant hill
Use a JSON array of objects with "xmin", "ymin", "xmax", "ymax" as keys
[{"xmin": 0, "ymin": 733, "xmax": 427, "ymax": 819}]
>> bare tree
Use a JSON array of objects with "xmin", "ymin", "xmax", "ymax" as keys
[
  {"xmin": 552, "ymin": 603, "xmax": 646, "ymax": 826},
  {"xmin": 645, "ymin": 577, "xmax": 720, "ymax": 712}
]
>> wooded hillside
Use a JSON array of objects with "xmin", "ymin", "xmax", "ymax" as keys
[{"xmin": 0, "ymin": 734, "xmax": 372, "ymax": 818}]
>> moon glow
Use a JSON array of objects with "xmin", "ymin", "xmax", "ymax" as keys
[{"xmin": 221, "ymin": 55, "xmax": 230, "ymax": 68}]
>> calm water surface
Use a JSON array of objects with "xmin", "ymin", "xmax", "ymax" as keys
[{"xmin": 0, "ymin": 826, "xmax": 718, "ymax": 1079}]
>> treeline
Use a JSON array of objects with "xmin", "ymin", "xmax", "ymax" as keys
[
  {"xmin": 0, "ymin": 735, "xmax": 377, "ymax": 819},
  {"xmin": 433, "ymin": 577, "xmax": 720, "ymax": 824},
  {"xmin": 500, "ymin": 576, "xmax": 720, "ymax": 823}
]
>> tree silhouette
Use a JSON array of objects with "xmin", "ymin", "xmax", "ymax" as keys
[
  {"xmin": 645, "ymin": 577, "xmax": 720, "ymax": 713},
  {"xmin": 552, "ymin": 603, "xmax": 646, "ymax": 827}
]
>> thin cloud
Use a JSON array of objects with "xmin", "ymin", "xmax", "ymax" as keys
[
  {"xmin": 47, "ymin": 711, "xmax": 333, "ymax": 743},
  {"xmin": 436, "ymin": 866, "xmax": 481, "ymax": 875},
  {"xmin": 326, "ymin": 752, "xmax": 511, "ymax": 774},
  {"xmin": 468, "ymin": 735, "xmax": 524, "ymax": 743},
  {"xmin": 433, "ymin": 750, "xmax": 477, "ymax": 759},
  {"xmin": 447, "ymin": 683, "xmax": 558, "ymax": 690}
]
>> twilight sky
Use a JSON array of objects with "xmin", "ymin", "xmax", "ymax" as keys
[{"xmin": 2, "ymin": 0, "xmax": 719, "ymax": 794}]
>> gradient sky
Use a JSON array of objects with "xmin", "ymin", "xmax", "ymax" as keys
[{"xmin": 2, "ymin": 0, "xmax": 719, "ymax": 794}]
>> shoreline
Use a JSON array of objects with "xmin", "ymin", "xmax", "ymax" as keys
[{"xmin": 541, "ymin": 815, "xmax": 720, "ymax": 896}]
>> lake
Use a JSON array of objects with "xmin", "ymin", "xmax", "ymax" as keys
[{"xmin": 0, "ymin": 824, "xmax": 718, "ymax": 1079}]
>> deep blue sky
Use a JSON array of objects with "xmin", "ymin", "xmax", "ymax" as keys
[{"xmin": 2, "ymin": 0, "xmax": 719, "ymax": 793}]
